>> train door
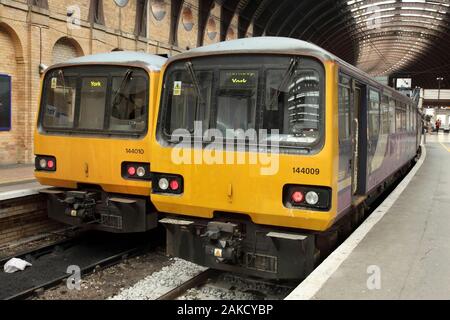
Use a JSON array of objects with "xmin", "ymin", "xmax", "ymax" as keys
[{"xmin": 351, "ymin": 82, "xmax": 367, "ymax": 200}]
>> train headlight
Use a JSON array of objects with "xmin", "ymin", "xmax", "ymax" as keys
[
  {"xmin": 152, "ymin": 174, "xmax": 184, "ymax": 195},
  {"xmin": 39, "ymin": 158, "xmax": 47, "ymax": 169},
  {"xmin": 305, "ymin": 191, "xmax": 319, "ymax": 205},
  {"xmin": 158, "ymin": 178, "xmax": 169, "ymax": 191},
  {"xmin": 121, "ymin": 162, "xmax": 150, "ymax": 181},
  {"xmin": 136, "ymin": 166, "xmax": 146, "ymax": 177},
  {"xmin": 283, "ymin": 185, "xmax": 331, "ymax": 211}
]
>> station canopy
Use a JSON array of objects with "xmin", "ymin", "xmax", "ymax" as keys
[{"xmin": 214, "ymin": 0, "xmax": 450, "ymax": 89}]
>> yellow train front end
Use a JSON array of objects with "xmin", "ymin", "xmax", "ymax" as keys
[
  {"xmin": 150, "ymin": 38, "xmax": 339, "ymax": 279},
  {"xmin": 34, "ymin": 53, "xmax": 166, "ymax": 233}
]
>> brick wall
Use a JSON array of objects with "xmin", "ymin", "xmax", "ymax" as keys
[
  {"xmin": 0, "ymin": 0, "xmax": 255, "ymax": 165},
  {"xmin": 52, "ymin": 37, "xmax": 83, "ymax": 64},
  {"xmin": 0, "ymin": 195, "xmax": 62, "ymax": 246}
]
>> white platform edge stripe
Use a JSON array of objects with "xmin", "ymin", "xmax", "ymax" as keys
[
  {"xmin": 285, "ymin": 144, "xmax": 427, "ymax": 300},
  {"xmin": 0, "ymin": 186, "xmax": 48, "ymax": 201}
]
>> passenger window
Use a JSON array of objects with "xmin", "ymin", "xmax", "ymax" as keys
[
  {"xmin": 389, "ymin": 98, "xmax": 396, "ymax": 133},
  {"xmin": 402, "ymin": 103, "xmax": 407, "ymax": 132},
  {"xmin": 368, "ymin": 90, "xmax": 380, "ymax": 137},
  {"xmin": 78, "ymin": 77, "xmax": 108, "ymax": 130},
  {"xmin": 338, "ymin": 85, "xmax": 351, "ymax": 140},
  {"xmin": 381, "ymin": 95, "xmax": 389, "ymax": 135},
  {"xmin": 109, "ymin": 76, "xmax": 147, "ymax": 132},
  {"xmin": 406, "ymin": 105, "xmax": 410, "ymax": 131}
]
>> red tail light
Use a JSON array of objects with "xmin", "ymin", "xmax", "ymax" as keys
[
  {"xmin": 127, "ymin": 166, "xmax": 136, "ymax": 176},
  {"xmin": 169, "ymin": 179, "xmax": 179, "ymax": 191},
  {"xmin": 47, "ymin": 160, "xmax": 55, "ymax": 169},
  {"xmin": 291, "ymin": 191, "xmax": 304, "ymax": 203}
]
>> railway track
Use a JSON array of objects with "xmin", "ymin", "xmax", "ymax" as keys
[
  {"xmin": 0, "ymin": 231, "xmax": 161, "ymax": 300},
  {"xmin": 157, "ymin": 268, "xmax": 220, "ymax": 300},
  {"xmin": 155, "ymin": 269, "xmax": 295, "ymax": 300}
]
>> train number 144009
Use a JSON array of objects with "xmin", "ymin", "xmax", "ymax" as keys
[{"xmin": 292, "ymin": 167, "xmax": 320, "ymax": 175}]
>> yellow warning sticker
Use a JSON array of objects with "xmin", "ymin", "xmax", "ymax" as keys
[
  {"xmin": 173, "ymin": 81, "xmax": 182, "ymax": 96},
  {"xmin": 214, "ymin": 248, "xmax": 222, "ymax": 258},
  {"xmin": 51, "ymin": 77, "xmax": 57, "ymax": 89}
]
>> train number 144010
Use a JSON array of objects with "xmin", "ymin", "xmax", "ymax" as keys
[{"xmin": 292, "ymin": 167, "xmax": 320, "ymax": 175}]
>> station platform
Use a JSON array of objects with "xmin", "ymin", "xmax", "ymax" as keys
[
  {"xmin": 0, "ymin": 164, "xmax": 35, "ymax": 186},
  {"xmin": 0, "ymin": 164, "xmax": 45, "ymax": 201},
  {"xmin": 287, "ymin": 133, "xmax": 450, "ymax": 300}
]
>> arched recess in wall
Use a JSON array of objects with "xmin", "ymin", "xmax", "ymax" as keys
[
  {"xmin": 182, "ymin": 7, "xmax": 194, "ymax": 31},
  {"xmin": 226, "ymin": 27, "xmax": 235, "ymax": 41},
  {"xmin": 206, "ymin": 17, "xmax": 217, "ymax": 40},
  {"xmin": 0, "ymin": 22, "xmax": 25, "ymax": 164},
  {"xmin": 52, "ymin": 37, "xmax": 84, "ymax": 64},
  {"xmin": 151, "ymin": 0, "xmax": 167, "ymax": 21}
]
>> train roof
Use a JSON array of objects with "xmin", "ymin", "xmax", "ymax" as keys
[
  {"xmin": 50, "ymin": 51, "xmax": 167, "ymax": 71},
  {"xmin": 167, "ymin": 36, "xmax": 412, "ymax": 104},
  {"xmin": 168, "ymin": 37, "xmax": 334, "ymax": 63}
]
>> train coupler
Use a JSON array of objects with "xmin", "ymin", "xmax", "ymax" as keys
[
  {"xmin": 202, "ymin": 221, "xmax": 242, "ymax": 263},
  {"xmin": 60, "ymin": 190, "xmax": 99, "ymax": 221}
]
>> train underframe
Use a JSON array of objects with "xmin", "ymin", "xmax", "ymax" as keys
[
  {"xmin": 42, "ymin": 187, "xmax": 157, "ymax": 233},
  {"xmin": 160, "ymin": 214, "xmax": 316, "ymax": 280}
]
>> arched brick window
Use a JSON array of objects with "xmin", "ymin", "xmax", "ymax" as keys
[
  {"xmin": 135, "ymin": 0, "xmax": 148, "ymax": 37},
  {"xmin": 89, "ymin": 0, "xmax": 105, "ymax": 25},
  {"xmin": 29, "ymin": 0, "xmax": 48, "ymax": 9}
]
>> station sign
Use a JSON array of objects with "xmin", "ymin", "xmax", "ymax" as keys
[
  {"xmin": 396, "ymin": 78, "xmax": 412, "ymax": 90},
  {"xmin": 0, "ymin": 74, "xmax": 11, "ymax": 131}
]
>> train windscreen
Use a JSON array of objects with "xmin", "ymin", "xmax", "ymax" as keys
[
  {"xmin": 159, "ymin": 55, "xmax": 325, "ymax": 152},
  {"xmin": 40, "ymin": 66, "xmax": 149, "ymax": 136}
]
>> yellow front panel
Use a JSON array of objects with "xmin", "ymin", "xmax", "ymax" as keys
[
  {"xmin": 151, "ymin": 61, "xmax": 339, "ymax": 231},
  {"xmin": 34, "ymin": 71, "xmax": 160, "ymax": 196}
]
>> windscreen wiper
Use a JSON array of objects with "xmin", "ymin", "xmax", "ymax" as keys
[
  {"xmin": 267, "ymin": 57, "xmax": 300, "ymax": 110},
  {"xmin": 111, "ymin": 69, "xmax": 133, "ymax": 107},
  {"xmin": 185, "ymin": 61, "xmax": 205, "ymax": 106},
  {"xmin": 57, "ymin": 69, "xmax": 67, "ymax": 102}
]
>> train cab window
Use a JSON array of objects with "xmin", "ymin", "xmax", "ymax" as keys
[
  {"xmin": 389, "ymin": 98, "xmax": 396, "ymax": 133},
  {"xmin": 109, "ymin": 75, "xmax": 147, "ymax": 132},
  {"xmin": 165, "ymin": 70, "xmax": 213, "ymax": 135},
  {"xmin": 40, "ymin": 66, "xmax": 149, "ymax": 136},
  {"xmin": 78, "ymin": 77, "xmax": 108, "ymax": 130},
  {"xmin": 368, "ymin": 90, "xmax": 380, "ymax": 137},
  {"xmin": 42, "ymin": 74, "xmax": 77, "ymax": 129},
  {"xmin": 263, "ymin": 68, "xmax": 323, "ymax": 147},
  {"xmin": 160, "ymin": 56, "xmax": 325, "ymax": 152},
  {"xmin": 216, "ymin": 70, "xmax": 258, "ymax": 136}
]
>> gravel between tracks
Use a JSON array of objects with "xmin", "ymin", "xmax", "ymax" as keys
[
  {"xmin": 179, "ymin": 273, "xmax": 294, "ymax": 300},
  {"xmin": 110, "ymin": 258, "xmax": 207, "ymax": 300}
]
